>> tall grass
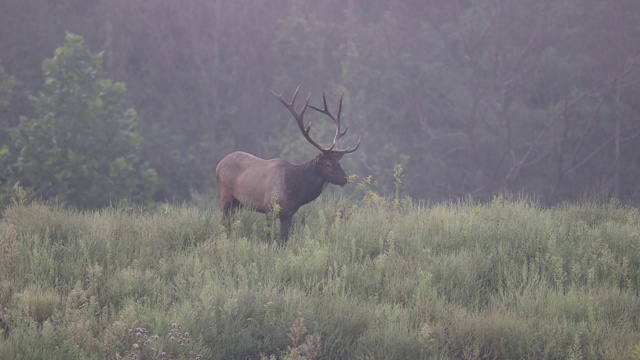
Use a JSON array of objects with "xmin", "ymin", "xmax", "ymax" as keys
[{"xmin": 1, "ymin": 189, "xmax": 640, "ymax": 359}]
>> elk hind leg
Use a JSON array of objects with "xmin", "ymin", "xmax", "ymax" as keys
[
  {"xmin": 222, "ymin": 198, "xmax": 241, "ymax": 217},
  {"xmin": 220, "ymin": 197, "xmax": 241, "ymax": 231}
]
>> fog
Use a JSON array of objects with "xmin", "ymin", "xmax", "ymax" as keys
[{"xmin": 2, "ymin": 0, "xmax": 640, "ymax": 206}]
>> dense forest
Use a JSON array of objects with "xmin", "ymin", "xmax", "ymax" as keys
[{"xmin": 1, "ymin": 0, "xmax": 640, "ymax": 207}]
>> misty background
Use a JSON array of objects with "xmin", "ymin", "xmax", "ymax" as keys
[{"xmin": 1, "ymin": 0, "xmax": 640, "ymax": 207}]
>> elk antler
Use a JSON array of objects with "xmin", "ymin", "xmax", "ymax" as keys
[
  {"xmin": 308, "ymin": 92, "xmax": 361, "ymax": 155},
  {"xmin": 272, "ymin": 86, "xmax": 361, "ymax": 155},
  {"xmin": 271, "ymin": 85, "xmax": 329, "ymax": 153}
]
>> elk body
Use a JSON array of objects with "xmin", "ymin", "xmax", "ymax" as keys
[{"xmin": 216, "ymin": 86, "xmax": 360, "ymax": 242}]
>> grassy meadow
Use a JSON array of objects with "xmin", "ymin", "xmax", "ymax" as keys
[{"xmin": 1, "ymin": 186, "xmax": 640, "ymax": 359}]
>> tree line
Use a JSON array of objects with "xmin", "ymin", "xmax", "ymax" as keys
[{"xmin": 1, "ymin": 0, "xmax": 640, "ymax": 208}]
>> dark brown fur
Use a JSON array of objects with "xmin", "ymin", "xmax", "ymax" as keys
[
  {"xmin": 216, "ymin": 87, "xmax": 360, "ymax": 242},
  {"xmin": 216, "ymin": 151, "xmax": 347, "ymax": 241}
]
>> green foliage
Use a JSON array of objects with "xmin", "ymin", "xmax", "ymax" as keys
[
  {"xmin": 269, "ymin": 188, "xmax": 282, "ymax": 242},
  {"xmin": 0, "ymin": 1, "xmax": 638, "ymax": 206},
  {"xmin": 2, "ymin": 195, "xmax": 640, "ymax": 358},
  {"xmin": 0, "ymin": 65, "xmax": 20, "ymax": 203},
  {"xmin": 4, "ymin": 1, "xmax": 640, "ymax": 204},
  {"xmin": 0, "ymin": 65, "xmax": 18, "ymax": 111},
  {"xmin": 9, "ymin": 32, "xmax": 157, "ymax": 208}
]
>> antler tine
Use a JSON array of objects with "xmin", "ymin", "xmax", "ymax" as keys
[
  {"xmin": 273, "ymin": 87, "xmax": 361, "ymax": 155},
  {"xmin": 307, "ymin": 91, "xmax": 359, "ymax": 155},
  {"xmin": 344, "ymin": 136, "xmax": 361, "ymax": 154},
  {"xmin": 271, "ymin": 85, "xmax": 303, "ymax": 113},
  {"xmin": 272, "ymin": 86, "xmax": 328, "ymax": 153},
  {"xmin": 292, "ymin": 84, "xmax": 300, "ymax": 103},
  {"xmin": 333, "ymin": 92, "xmax": 348, "ymax": 144},
  {"xmin": 308, "ymin": 93, "xmax": 334, "ymax": 121}
]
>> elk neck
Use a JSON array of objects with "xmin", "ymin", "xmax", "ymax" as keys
[{"xmin": 283, "ymin": 156, "xmax": 327, "ymax": 207}]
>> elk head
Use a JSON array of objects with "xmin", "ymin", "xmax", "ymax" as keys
[{"xmin": 271, "ymin": 86, "xmax": 360, "ymax": 186}]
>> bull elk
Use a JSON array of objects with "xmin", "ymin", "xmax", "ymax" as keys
[{"xmin": 216, "ymin": 86, "xmax": 361, "ymax": 242}]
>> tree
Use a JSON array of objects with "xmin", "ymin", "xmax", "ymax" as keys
[
  {"xmin": 0, "ymin": 65, "xmax": 20, "ymax": 203},
  {"xmin": 2, "ymin": 0, "xmax": 640, "ymax": 204},
  {"xmin": 9, "ymin": 33, "xmax": 157, "ymax": 208}
]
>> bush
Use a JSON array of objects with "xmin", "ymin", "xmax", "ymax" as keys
[{"xmin": 9, "ymin": 32, "xmax": 157, "ymax": 208}]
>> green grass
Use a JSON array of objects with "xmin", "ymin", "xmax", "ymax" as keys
[{"xmin": 1, "ymin": 192, "xmax": 640, "ymax": 359}]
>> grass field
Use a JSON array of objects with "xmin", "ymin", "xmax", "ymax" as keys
[{"xmin": 1, "ymin": 187, "xmax": 640, "ymax": 359}]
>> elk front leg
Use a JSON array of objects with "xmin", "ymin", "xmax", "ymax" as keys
[{"xmin": 279, "ymin": 215, "xmax": 293, "ymax": 243}]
